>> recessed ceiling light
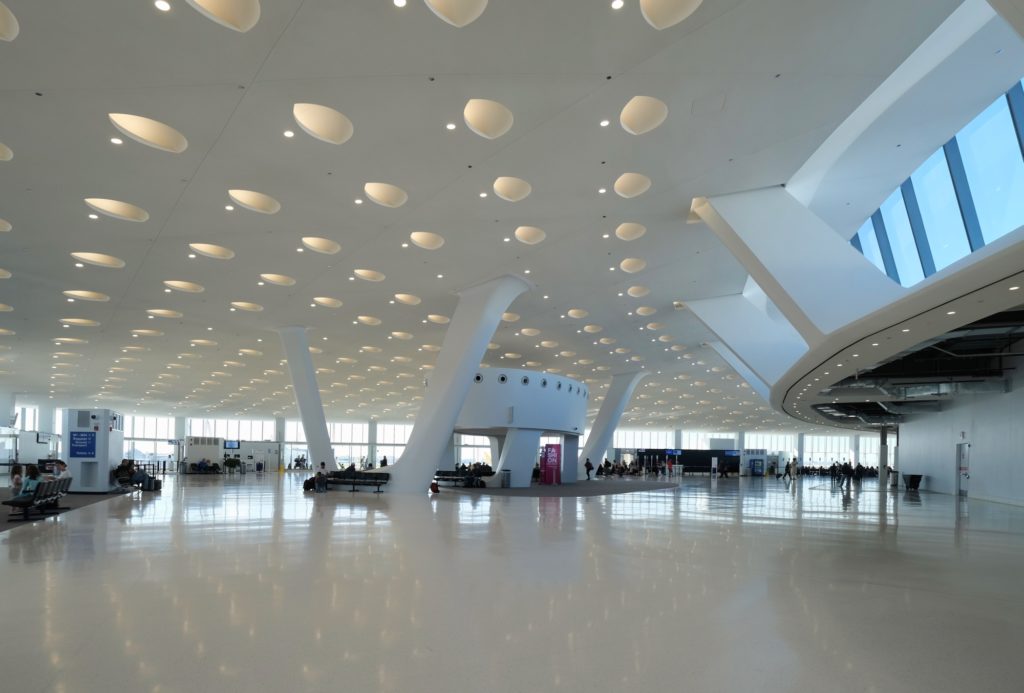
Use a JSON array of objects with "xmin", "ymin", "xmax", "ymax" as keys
[
  {"xmin": 224, "ymin": 205, "xmax": 234, "ymax": 211},
  {"xmin": 901, "ymin": 328, "xmax": 909, "ymax": 332},
  {"xmin": 394, "ymin": 0, "xmax": 407, "ymax": 6},
  {"xmin": 154, "ymin": 0, "xmax": 171, "ymax": 11},
  {"xmin": 1010, "ymin": 286, "xmax": 1019, "ymax": 291},
  {"xmin": 437, "ymin": 274, "xmax": 443, "ymax": 279},
  {"xmin": 479, "ymin": 192, "xmax": 488, "ymax": 198},
  {"xmin": 946, "ymin": 310, "xmax": 956, "ymax": 315},
  {"xmin": 445, "ymin": 122, "xmax": 456, "ymax": 130},
  {"xmin": 283, "ymin": 130, "xmax": 294, "ymax": 138},
  {"xmin": 598, "ymin": 188, "xmax": 607, "ymax": 194},
  {"xmin": 503, "ymin": 237, "xmax": 510, "ymax": 242},
  {"xmin": 110, "ymin": 137, "xmax": 123, "ymax": 145},
  {"xmin": 600, "ymin": 119, "xmax": 610, "ymax": 127},
  {"xmin": 354, "ymin": 198, "xmax": 363, "ymax": 204},
  {"xmin": 188, "ymin": 253, "xmax": 196, "ymax": 259},
  {"xmin": 87, "ymin": 214, "xmax": 98, "ymax": 220}
]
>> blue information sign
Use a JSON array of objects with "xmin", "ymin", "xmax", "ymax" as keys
[{"xmin": 69, "ymin": 431, "xmax": 97, "ymax": 458}]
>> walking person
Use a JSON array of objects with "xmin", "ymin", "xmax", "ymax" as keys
[
  {"xmin": 584, "ymin": 458, "xmax": 594, "ymax": 480},
  {"xmin": 782, "ymin": 460, "xmax": 792, "ymax": 482}
]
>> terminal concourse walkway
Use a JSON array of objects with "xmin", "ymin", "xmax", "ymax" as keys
[{"xmin": 1, "ymin": 473, "xmax": 1022, "ymax": 692}]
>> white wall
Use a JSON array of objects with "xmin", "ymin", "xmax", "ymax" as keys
[{"xmin": 899, "ymin": 366, "xmax": 1024, "ymax": 505}]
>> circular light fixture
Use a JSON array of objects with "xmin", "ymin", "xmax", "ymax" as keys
[
  {"xmin": 463, "ymin": 98, "xmax": 514, "ymax": 139},
  {"xmin": 424, "ymin": 0, "xmax": 488, "ymax": 28},
  {"xmin": 292, "ymin": 103, "xmax": 354, "ymax": 145},
  {"xmin": 410, "ymin": 231, "xmax": 445, "ymax": 250},
  {"xmin": 228, "ymin": 189, "xmax": 280, "ymax": 214},
  {"xmin": 620, "ymin": 95, "xmax": 669, "ymax": 135},
  {"xmin": 354, "ymin": 269, "xmax": 385, "ymax": 282},
  {"xmin": 70, "ymin": 252, "xmax": 126, "ymax": 269},
  {"xmin": 620, "ymin": 257, "xmax": 647, "ymax": 273},
  {"xmin": 394, "ymin": 293, "xmax": 421, "ymax": 305},
  {"xmin": 109, "ymin": 113, "xmax": 188, "ymax": 153},
  {"xmin": 163, "ymin": 280, "xmax": 204, "ymax": 293},
  {"xmin": 183, "ymin": 0, "xmax": 261, "ymax": 33},
  {"xmin": 613, "ymin": 172, "xmax": 652, "ymax": 198},
  {"xmin": 84, "ymin": 198, "xmax": 149, "ymax": 222},
  {"xmin": 313, "ymin": 296, "xmax": 343, "ymax": 308},
  {"xmin": 189, "ymin": 243, "xmax": 235, "ymax": 260},
  {"xmin": 155, "ymin": 0, "xmax": 171, "ymax": 11},
  {"xmin": 364, "ymin": 182, "xmax": 408, "ymax": 208}
]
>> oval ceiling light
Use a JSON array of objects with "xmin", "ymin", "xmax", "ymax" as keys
[
  {"xmin": 421, "ymin": 344, "xmax": 441, "ymax": 352},
  {"xmin": 627, "ymin": 285, "xmax": 650, "ymax": 298},
  {"xmin": 231, "ymin": 301, "xmax": 263, "ymax": 312},
  {"xmin": 614, "ymin": 173, "xmax": 652, "ymax": 199},
  {"xmin": 463, "ymin": 98, "xmax": 513, "ymax": 139},
  {"xmin": 567, "ymin": 308, "xmax": 588, "ymax": 319},
  {"xmin": 190, "ymin": 339, "xmax": 218, "ymax": 346},
  {"xmin": 514, "ymin": 226, "xmax": 545, "ymax": 245},
  {"xmin": 427, "ymin": 314, "xmax": 450, "ymax": 324},
  {"xmin": 364, "ymin": 182, "xmax": 407, "ymax": 208},
  {"xmin": 108, "ymin": 113, "xmax": 188, "ymax": 153},
  {"xmin": 260, "ymin": 273, "xmax": 295, "ymax": 286},
  {"xmin": 391, "ymin": 331, "xmax": 413, "ymax": 340},
  {"xmin": 292, "ymin": 103, "xmax": 353, "ymax": 145},
  {"xmin": 84, "ymin": 198, "xmax": 149, "ymax": 222},
  {"xmin": 0, "ymin": 2, "xmax": 19, "ymax": 42},
  {"xmin": 71, "ymin": 252, "xmax": 126, "ymax": 269},
  {"xmin": 619, "ymin": 96, "xmax": 669, "ymax": 135},
  {"xmin": 228, "ymin": 189, "xmax": 280, "ymax": 214},
  {"xmin": 520, "ymin": 327, "xmax": 540, "ymax": 337},
  {"xmin": 164, "ymin": 280, "xmax": 204, "ymax": 293},
  {"xmin": 354, "ymin": 269, "xmax": 385, "ymax": 282},
  {"xmin": 636, "ymin": 306, "xmax": 656, "ymax": 316},
  {"xmin": 658, "ymin": 334, "xmax": 675, "ymax": 342},
  {"xmin": 360, "ymin": 345, "xmax": 381, "ymax": 353},
  {"xmin": 540, "ymin": 340, "xmax": 558, "ymax": 348},
  {"xmin": 313, "ymin": 296, "xmax": 343, "ymax": 308},
  {"xmin": 599, "ymin": 337, "xmax": 616, "ymax": 345},
  {"xmin": 0, "ymin": 218, "xmax": 10, "ymax": 232},
  {"xmin": 189, "ymin": 243, "xmax": 235, "ymax": 259},
  {"xmin": 620, "ymin": 257, "xmax": 647, "ymax": 273},
  {"xmin": 424, "ymin": 0, "xmax": 488, "ymax": 27},
  {"xmin": 63, "ymin": 290, "xmax": 109, "ymax": 302},
  {"xmin": 501, "ymin": 312, "xmax": 520, "ymax": 323},
  {"xmin": 357, "ymin": 315, "xmax": 381, "ymax": 326},
  {"xmin": 640, "ymin": 0, "xmax": 702, "ymax": 31},
  {"xmin": 0, "ymin": 269, "xmax": 10, "ymax": 279},
  {"xmin": 301, "ymin": 236, "xmax": 341, "ymax": 255},
  {"xmin": 410, "ymin": 231, "xmax": 445, "ymax": 250},
  {"xmin": 486, "ymin": 342, "xmax": 500, "ymax": 350},
  {"xmin": 0, "ymin": 143, "xmax": 12, "ymax": 161},
  {"xmin": 671, "ymin": 344, "xmax": 685, "ymax": 352},
  {"xmin": 132, "ymin": 328, "xmax": 164, "ymax": 337},
  {"xmin": 0, "ymin": 303, "xmax": 12, "ymax": 312},
  {"xmin": 583, "ymin": 324, "xmax": 603, "ymax": 333},
  {"xmin": 184, "ymin": 0, "xmax": 261, "ymax": 32},
  {"xmin": 147, "ymin": 309, "xmax": 183, "ymax": 318},
  {"xmin": 394, "ymin": 293, "xmax": 421, "ymax": 306},
  {"xmin": 646, "ymin": 322, "xmax": 665, "ymax": 330},
  {"xmin": 615, "ymin": 347, "xmax": 630, "ymax": 354},
  {"xmin": 493, "ymin": 176, "xmax": 531, "ymax": 202},
  {"xmin": 615, "ymin": 222, "xmax": 647, "ymax": 241},
  {"xmin": 239, "ymin": 348, "xmax": 262, "ymax": 357}
]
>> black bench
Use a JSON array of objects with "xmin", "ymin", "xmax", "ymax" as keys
[
  {"xmin": 3, "ymin": 477, "xmax": 73, "ymax": 522},
  {"xmin": 327, "ymin": 471, "xmax": 390, "ymax": 493},
  {"xmin": 434, "ymin": 470, "xmax": 471, "ymax": 486}
]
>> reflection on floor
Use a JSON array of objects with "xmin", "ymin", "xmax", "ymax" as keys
[{"xmin": 2, "ymin": 474, "xmax": 1023, "ymax": 693}]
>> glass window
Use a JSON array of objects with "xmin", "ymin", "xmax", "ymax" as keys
[
  {"xmin": 910, "ymin": 149, "xmax": 972, "ymax": 271},
  {"xmin": 879, "ymin": 189, "xmax": 924, "ymax": 286},
  {"xmin": 957, "ymin": 96, "xmax": 1024, "ymax": 244},
  {"xmin": 855, "ymin": 219, "xmax": 885, "ymax": 273}
]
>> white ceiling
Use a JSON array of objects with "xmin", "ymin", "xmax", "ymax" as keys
[{"xmin": 0, "ymin": 0, "xmax": 962, "ymax": 430}]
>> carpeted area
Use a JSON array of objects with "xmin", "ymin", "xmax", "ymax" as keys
[
  {"xmin": 447, "ymin": 478, "xmax": 679, "ymax": 497},
  {"xmin": 2, "ymin": 488, "xmax": 132, "ymax": 532}
]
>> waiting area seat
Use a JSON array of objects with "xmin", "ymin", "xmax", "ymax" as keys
[
  {"xmin": 3, "ymin": 477, "xmax": 73, "ymax": 522},
  {"xmin": 326, "ymin": 470, "xmax": 390, "ymax": 493}
]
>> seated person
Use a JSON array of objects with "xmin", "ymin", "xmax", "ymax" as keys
[
  {"xmin": 314, "ymin": 471, "xmax": 327, "ymax": 493},
  {"xmin": 196, "ymin": 458, "xmax": 210, "ymax": 472},
  {"xmin": 112, "ymin": 459, "xmax": 133, "ymax": 483},
  {"xmin": 8, "ymin": 463, "xmax": 23, "ymax": 497},
  {"xmin": 18, "ymin": 464, "xmax": 41, "ymax": 497}
]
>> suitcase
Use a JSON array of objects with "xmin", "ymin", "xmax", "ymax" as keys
[{"xmin": 142, "ymin": 476, "xmax": 155, "ymax": 492}]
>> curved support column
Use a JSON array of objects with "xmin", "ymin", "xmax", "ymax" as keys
[
  {"xmin": 495, "ymin": 428, "xmax": 543, "ymax": 488},
  {"xmin": 580, "ymin": 371, "xmax": 649, "ymax": 475},
  {"xmin": 390, "ymin": 274, "xmax": 532, "ymax": 492},
  {"xmin": 277, "ymin": 326, "xmax": 334, "ymax": 470}
]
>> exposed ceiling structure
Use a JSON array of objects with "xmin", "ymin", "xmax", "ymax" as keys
[{"xmin": 0, "ymin": 0, "xmax": 963, "ymax": 430}]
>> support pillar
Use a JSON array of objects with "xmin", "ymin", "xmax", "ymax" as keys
[
  {"xmin": 879, "ymin": 429, "xmax": 889, "ymax": 489},
  {"xmin": 367, "ymin": 418, "xmax": 378, "ymax": 466},
  {"xmin": 488, "ymin": 435, "xmax": 504, "ymax": 470},
  {"xmin": 579, "ymin": 371, "xmax": 649, "ymax": 477},
  {"xmin": 496, "ymin": 428, "xmax": 543, "ymax": 488},
  {"xmin": 797, "ymin": 433, "xmax": 806, "ymax": 467},
  {"xmin": 277, "ymin": 327, "xmax": 334, "ymax": 470},
  {"xmin": 0, "ymin": 391, "xmax": 15, "ymax": 428},
  {"xmin": 561, "ymin": 434, "xmax": 579, "ymax": 484},
  {"xmin": 391, "ymin": 274, "xmax": 532, "ymax": 492},
  {"xmin": 35, "ymin": 402, "xmax": 55, "ymax": 433},
  {"xmin": 440, "ymin": 434, "xmax": 456, "ymax": 470}
]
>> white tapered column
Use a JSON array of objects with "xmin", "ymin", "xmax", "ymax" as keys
[
  {"xmin": 579, "ymin": 371, "xmax": 649, "ymax": 476},
  {"xmin": 561, "ymin": 434, "xmax": 579, "ymax": 483},
  {"xmin": 496, "ymin": 428, "xmax": 543, "ymax": 488},
  {"xmin": 277, "ymin": 327, "xmax": 334, "ymax": 470},
  {"xmin": 391, "ymin": 275, "xmax": 532, "ymax": 492}
]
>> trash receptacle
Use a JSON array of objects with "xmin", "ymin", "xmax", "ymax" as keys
[{"xmin": 500, "ymin": 469, "xmax": 511, "ymax": 488}]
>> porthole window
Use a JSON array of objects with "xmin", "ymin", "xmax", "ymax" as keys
[
  {"xmin": 556, "ymin": 381, "xmax": 562, "ymax": 391},
  {"xmin": 521, "ymin": 376, "xmax": 530, "ymax": 385},
  {"xmin": 474, "ymin": 373, "xmax": 483, "ymax": 383},
  {"xmin": 541, "ymin": 378, "xmax": 548, "ymax": 388},
  {"xmin": 567, "ymin": 385, "xmax": 573, "ymax": 393},
  {"xmin": 498, "ymin": 373, "xmax": 508, "ymax": 383}
]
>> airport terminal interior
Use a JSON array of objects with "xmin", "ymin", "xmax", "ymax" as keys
[{"xmin": 2, "ymin": 0, "xmax": 1024, "ymax": 691}]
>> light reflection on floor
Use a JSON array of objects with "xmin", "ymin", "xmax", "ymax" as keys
[{"xmin": 2, "ymin": 473, "xmax": 1023, "ymax": 692}]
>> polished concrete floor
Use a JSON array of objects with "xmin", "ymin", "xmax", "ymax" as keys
[{"xmin": 2, "ymin": 473, "xmax": 1023, "ymax": 692}]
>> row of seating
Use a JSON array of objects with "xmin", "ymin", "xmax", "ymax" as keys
[
  {"xmin": 326, "ymin": 470, "xmax": 390, "ymax": 493},
  {"xmin": 3, "ymin": 477, "xmax": 73, "ymax": 522}
]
